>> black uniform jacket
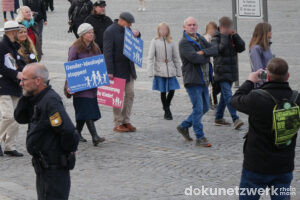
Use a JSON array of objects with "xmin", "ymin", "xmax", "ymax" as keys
[{"xmin": 14, "ymin": 86, "xmax": 79, "ymax": 163}]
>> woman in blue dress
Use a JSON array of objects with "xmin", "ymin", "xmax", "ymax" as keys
[{"xmin": 147, "ymin": 22, "xmax": 182, "ymax": 120}]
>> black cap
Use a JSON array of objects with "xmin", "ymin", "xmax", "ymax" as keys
[
  {"xmin": 94, "ymin": 0, "xmax": 106, "ymax": 7},
  {"xmin": 119, "ymin": 12, "xmax": 135, "ymax": 23}
]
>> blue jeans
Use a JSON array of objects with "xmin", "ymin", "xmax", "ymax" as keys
[
  {"xmin": 180, "ymin": 85, "xmax": 209, "ymax": 139},
  {"xmin": 239, "ymin": 168, "xmax": 293, "ymax": 200},
  {"xmin": 216, "ymin": 81, "xmax": 239, "ymax": 121}
]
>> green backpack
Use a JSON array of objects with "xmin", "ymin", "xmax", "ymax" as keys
[{"xmin": 254, "ymin": 89, "xmax": 300, "ymax": 148}]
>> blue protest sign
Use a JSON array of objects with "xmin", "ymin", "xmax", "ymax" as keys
[
  {"xmin": 123, "ymin": 27, "xmax": 143, "ymax": 68},
  {"xmin": 64, "ymin": 55, "xmax": 110, "ymax": 93}
]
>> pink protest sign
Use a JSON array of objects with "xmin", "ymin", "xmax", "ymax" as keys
[{"xmin": 97, "ymin": 77, "xmax": 126, "ymax": 108}]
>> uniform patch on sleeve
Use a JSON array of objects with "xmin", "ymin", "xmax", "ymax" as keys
[{"xmin": 49, "ymin": 112, "xmax": 62, "ymax": 127}]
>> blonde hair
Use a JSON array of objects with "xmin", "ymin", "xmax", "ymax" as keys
[
  {"xmin": 18, "ymin": 27, "xmax": 38, "ymax": 62},
  {"xmin": 155, "ymin": 22, "xmax": 172, "ymax": 43},
  {"xmin": 204, "ymin": 21, "xmax": 217, "ymax": 35},
  {"xmin": 16, "ymin": 6, "xmax": 33, "ymax": 23},
  {"xmin": 249, "ymin": 22, "xmax": 272, "ymax": 51}
]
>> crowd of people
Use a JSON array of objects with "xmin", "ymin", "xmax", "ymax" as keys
[{"xmin": 0, "ymin": 0, "xmax": 299, "ymax": 200}]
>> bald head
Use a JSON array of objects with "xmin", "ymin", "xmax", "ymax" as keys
[
  {"xmin": 183, "ymin": 17, "xmax": 198, "ymax": 36},
  {"xmin": 21, "ymin": 63, "xmax": 49, "ymax": 96},
  {"xmin": 23, "ymin": 63, "xmax": 49, "ymax": 85}
]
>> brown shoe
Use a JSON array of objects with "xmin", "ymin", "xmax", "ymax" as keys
[
  {"xmin": 114, "ymin": 125, "xmax": 130, "ymax": 132},
  {"xmin": 124, "ymin": 123, "xmax": 137, "ymax": 132}
]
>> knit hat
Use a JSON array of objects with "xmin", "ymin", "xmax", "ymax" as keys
[
  {"xmin": 77, "ymin": 23, "xmax": 94, "ymax": 37},
  {"xmin": 3, "ymin": 21, "xmax": 20, "ymax": 32}
]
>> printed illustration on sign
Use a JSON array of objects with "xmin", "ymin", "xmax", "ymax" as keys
[
  {"xmin": 64, "ymin": 55, "xmax": 110, "ymax": 93},
  {"xmin": 97, "ymin": 78, "xmax": 126, "ymax": 109},
  {"xmin": 123, "ymin": 27, "xmax": 144, "ymax": 68}
]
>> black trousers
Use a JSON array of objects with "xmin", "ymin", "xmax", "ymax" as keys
[
  {"xmin": 45, "ymin": 0, "xmax": 54, "ymax": 11},
  {"xmin": 36, "ymin": 168, "xmax": 70, "ymax": 200}
]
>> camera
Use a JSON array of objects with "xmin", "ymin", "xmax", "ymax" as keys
[{"xmin": 258, "ymin": 70, "xmax": 267, "ymax": 80}]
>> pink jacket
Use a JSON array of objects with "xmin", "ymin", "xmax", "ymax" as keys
[{"xmin": 2, "ymin": 0, "xmax": 14, "ymax": 12}]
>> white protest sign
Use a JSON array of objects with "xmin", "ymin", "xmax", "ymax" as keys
[{"xmin": 237, "ymin": 0, "xmax": 262, "ymax": 19}]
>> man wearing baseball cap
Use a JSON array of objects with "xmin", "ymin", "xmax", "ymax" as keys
[
  {"xmin": 84, "ymin": 0, "xmax": 113, "ymax": 51},
  {"xmin": 0, "ymin": 21, "xmax": 25, "ymax": 157},
  {"xmin": 103, "ymin": 12, "xmax": 141, "ymax": 133}
]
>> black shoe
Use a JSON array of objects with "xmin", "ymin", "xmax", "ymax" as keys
[
  {"xmin": 164, "ymin": 107, "xmax": 173, "ymax": 120},
  {"xmin": 176, "ymin": 125, "xmax": 193, "ymax": 141},
  {"xmin": 4, "ymin": 150, "xmax": 23, "ymax": 157},
  {"xmin": 0, "ymin": 145, "xmax": 3, "ymax": 156},
  {"xmin": 86, "ymin": 120, "xmax": 105, "ymax": 146}
]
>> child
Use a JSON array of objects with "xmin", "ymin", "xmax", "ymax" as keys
[
  {"xmin": 203, "ymin": 21, "xmax": 219, "ymax": 110},
  {"xmin": 147, "ymin": 22, "xmax": 182, "ymax": 120},
  {"xmin": 211, "ymin": 16, "xmax": 245, "ymax": 129}
]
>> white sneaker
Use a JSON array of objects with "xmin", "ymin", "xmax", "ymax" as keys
[
  {"xmin": 138, "ymin": 7, "xmax": 142, "ymax": 11},
  {"xmin": 142, "ymin": 7, "xmax": 146, "ymax": 11}
]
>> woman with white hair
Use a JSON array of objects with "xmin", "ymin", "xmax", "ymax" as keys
[{"xmin": 16, "ymin": 6, "xmax": 42, "ymax": 60}]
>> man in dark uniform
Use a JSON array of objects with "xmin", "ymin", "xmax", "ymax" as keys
[
  {"xmin": 14, "ymin": 63, "xmax": 79, "ymax": 200},
  {"xmin": 84, "ymin": 0, "xmax": 112, "ymax": 52}
]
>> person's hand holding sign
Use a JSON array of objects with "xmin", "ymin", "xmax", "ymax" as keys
[
  {"xmin": 132, "ymin": 30, "xmax": 140, "ymax": 38},
  {"xmin": 108, "ymin": 74, "xmax": 114, "ymax": 80}
]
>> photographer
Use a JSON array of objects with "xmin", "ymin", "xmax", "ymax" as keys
[{"xmin": 230, "ymin": 58, "xmax": 300, "ymax": 200}]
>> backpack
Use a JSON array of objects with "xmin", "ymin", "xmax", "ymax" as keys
[{"xmin": 254, "ymin": 89, "xmax": 300, "ymax": 148}]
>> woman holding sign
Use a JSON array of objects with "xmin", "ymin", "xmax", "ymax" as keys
[
  {"xmin": 67, "ymin": 23, "xmax": 105, "ymax": 146},
  {"xmin": 147, "ymin": 22, "xmax": 182, "ymax": 120}
]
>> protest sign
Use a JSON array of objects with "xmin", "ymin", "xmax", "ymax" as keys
[
  {"xmin": 123, "ymin": 27, "xmax": 143, "ymax": 67},
  {"xmin": 97, "ymin": 78, "xmax": 126, "ymax": 109},
  {"xmin": 64, "ymin": 55, "xmax": 110, "ymax": 93}
]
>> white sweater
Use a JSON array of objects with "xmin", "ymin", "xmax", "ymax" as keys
[{"xmin": 147, "ymin": 37, "xmax": 182, "ymax": 77}]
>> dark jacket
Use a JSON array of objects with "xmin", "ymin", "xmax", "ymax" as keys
[
  {"xmin": 14, "ymin": 86, "xmax": 79, "ymax": 163},
  {"xmin": 68, "ymin": 0, "xmax": 93, "ymax": 27},
  {"xmin": 212, "ymin": 30, "xmax": 245, "ymax": 82},
  {"xmin": 230, "ymin": 81, "xmax": 299, "ymax": 174},
  {"xmin": 0, "ymin": 35, "xmax": 24, "ymax": 97},
  {"xmin": 23, "ymin": 0, "xmax": 47, "ymax": 22},
  {"xmin": 103, "ymin": 20, "xmax": 138, "ymax": 82},
  {"xmin": 179, "ymin": 31, "xmax": 218, "ymax": 87},
  {"xmin": 84, "ymin": 14, "xmax": 113, "ymax": 52}
]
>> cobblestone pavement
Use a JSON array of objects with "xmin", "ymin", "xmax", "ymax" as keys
[{"xmin": 0, "ymin": 0, "xmax": 300, "ymax": 199}]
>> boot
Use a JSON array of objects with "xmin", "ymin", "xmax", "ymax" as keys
[
  {"xmin": 0, "ymin": 145, "xmax": 3, "ymax": 156},
  {"xmin": 76, "ymin": 121, "xmax": 87, "ymax": 142},
  {"xmin": 78, "ymin": 131, "xmax": 87, "ymax": 142},
  {"xmin": 164, "ymin": 106, "xmax": 173, "ymax": 120},
  {"xmin": 86, "ymin": 120, "xmax": 105, "ymax": 146}
]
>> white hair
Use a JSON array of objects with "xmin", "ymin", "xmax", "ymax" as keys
[
  {"xmin": 183, "ymin": 17, "xmax": 197, "ymax": 26},
  {"xmin": 26, "ymin": 63, "xmax": 49, "ymax": 85},
  {"xmin": 16, "ymin": 6, "xmax": 33, "ymax": 23}
]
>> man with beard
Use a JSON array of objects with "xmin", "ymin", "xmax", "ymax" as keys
[
  {"xmin": 84, "ymin": 0, "xmax": 112, "ymax": 52},
  {"xmin": 0, "ymin": 21, "xmax": 24, "ymax": 157},
  {"xmin": 14, "ymin": 63, "xmax": 79, "ymax": 200}
]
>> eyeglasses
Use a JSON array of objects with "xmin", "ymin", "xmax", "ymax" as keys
[{"xmin": 20, "ymin": 77, "xmax": 37, "ymax": 83}]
